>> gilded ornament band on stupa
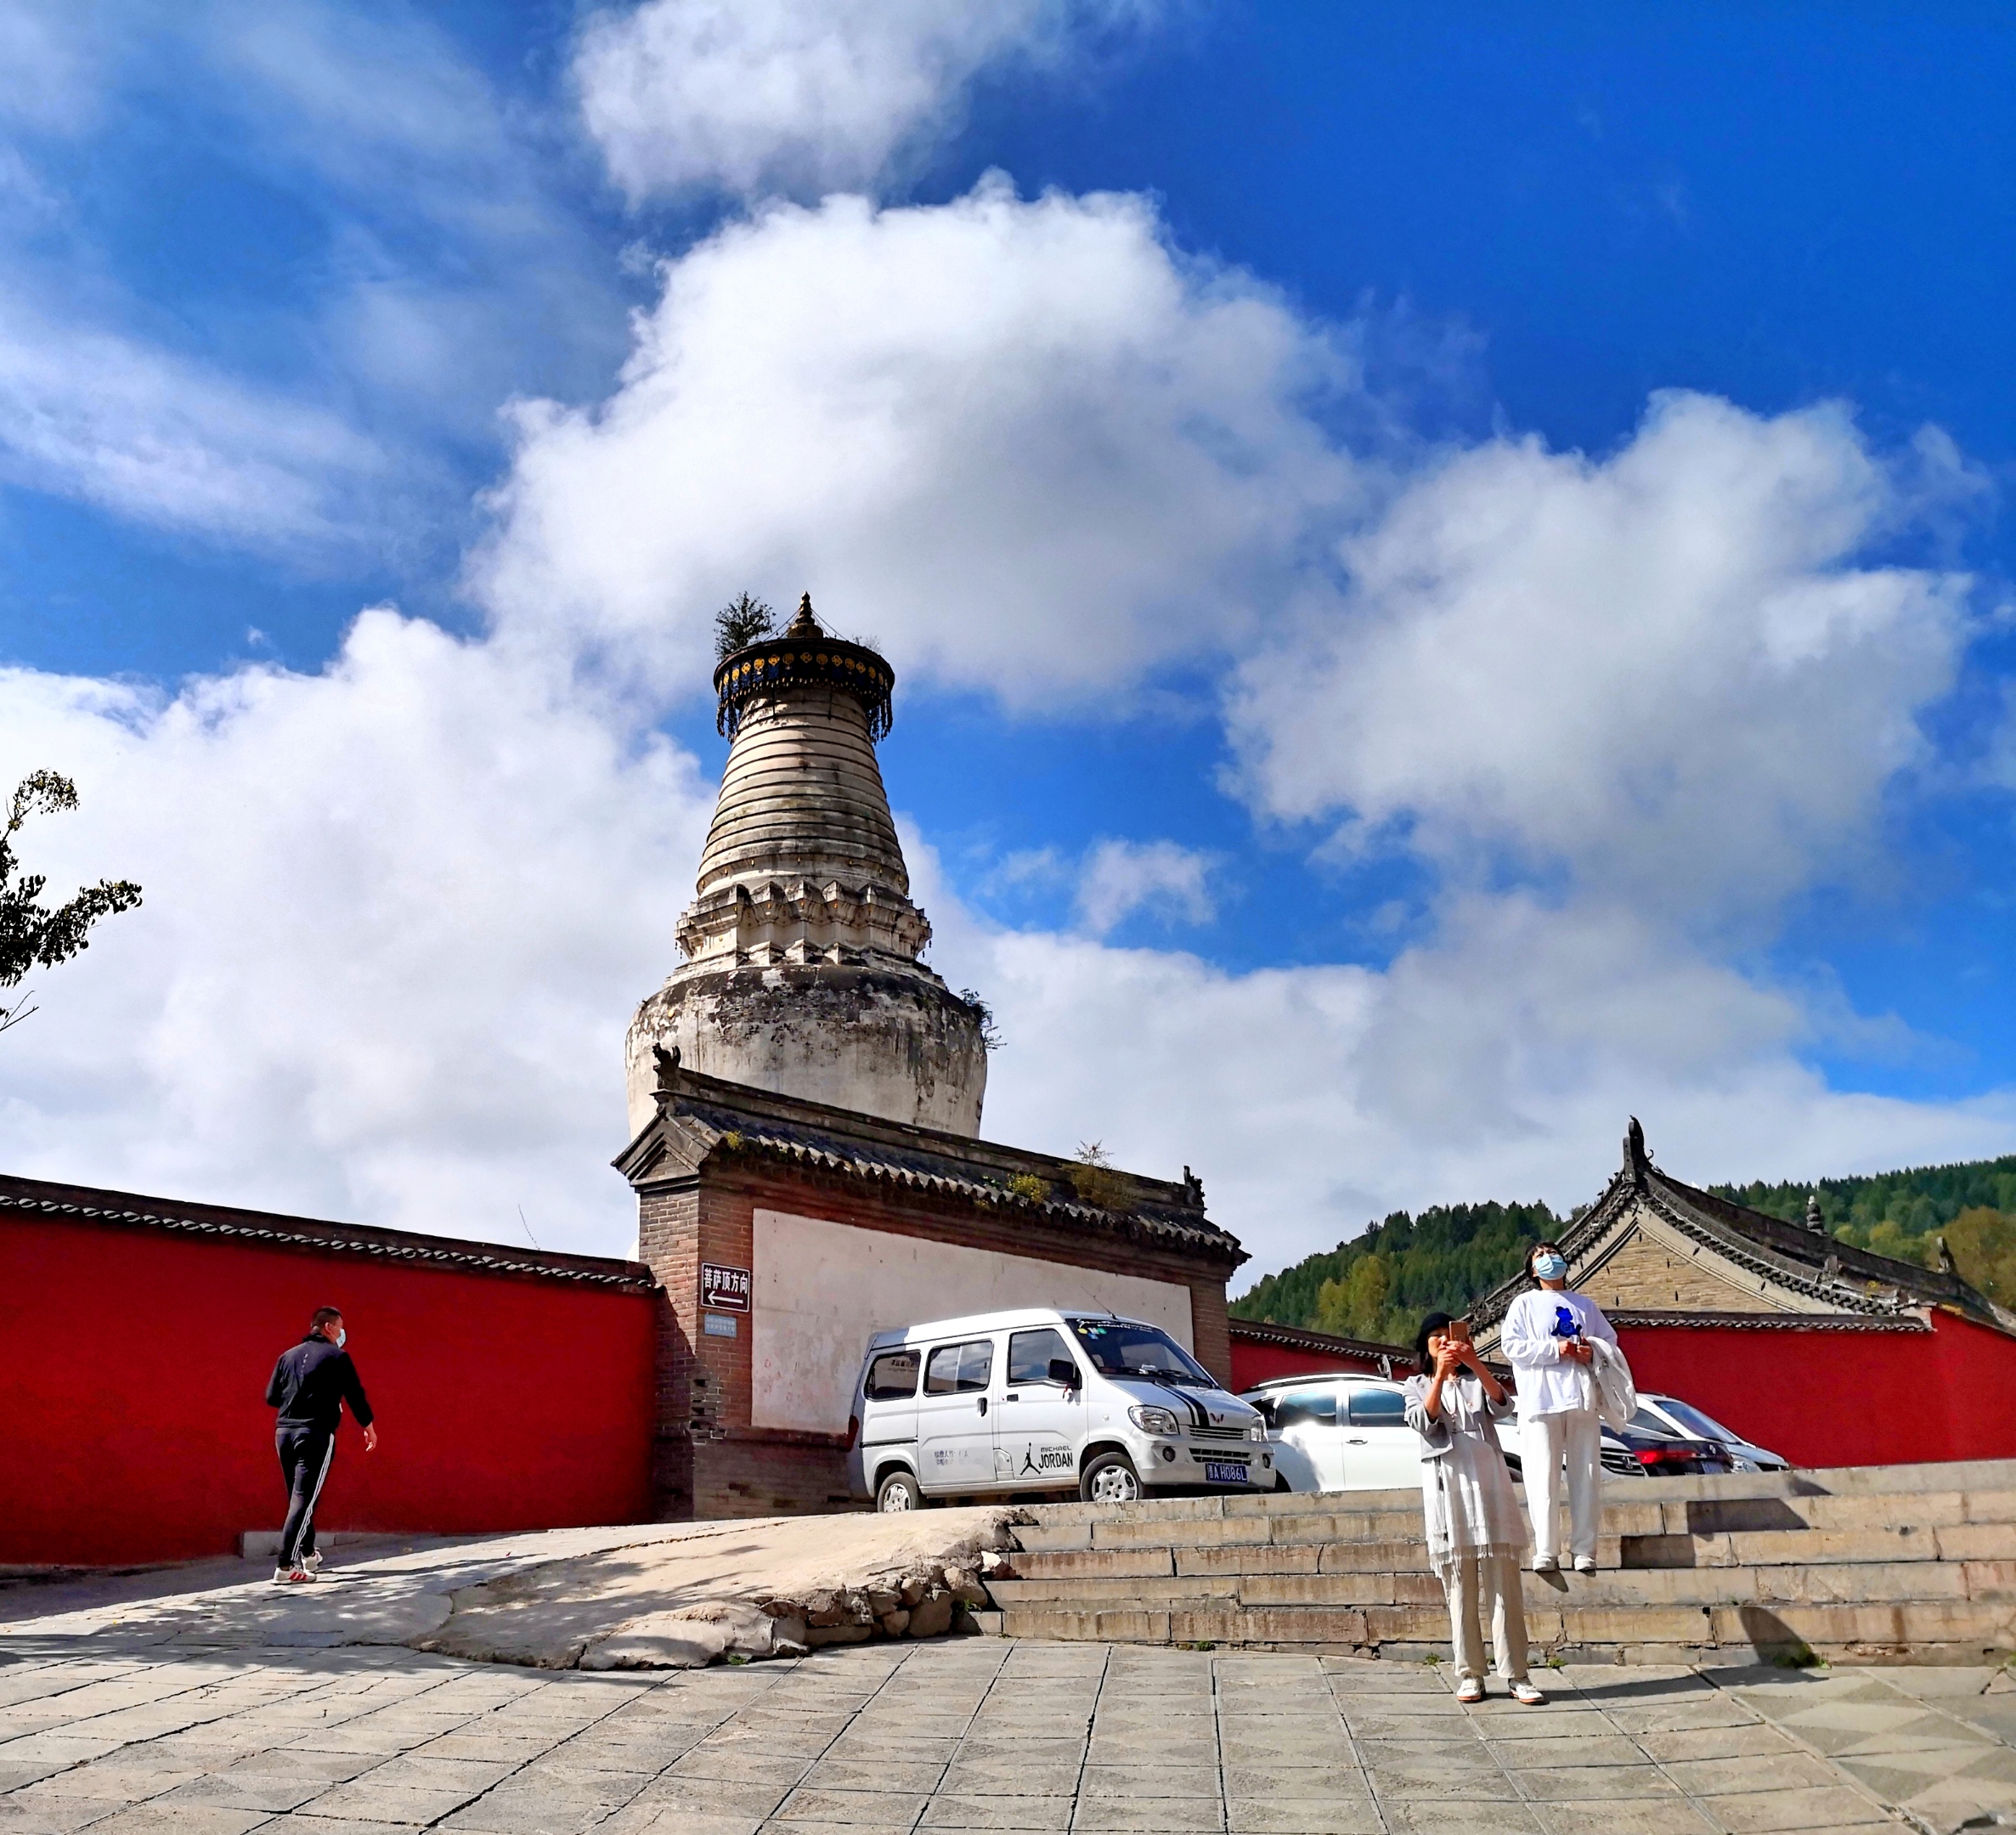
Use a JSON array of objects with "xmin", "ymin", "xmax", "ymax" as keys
[{"xmin": 714, "ymin": 636, "xmax": 895, "ymax": 741}]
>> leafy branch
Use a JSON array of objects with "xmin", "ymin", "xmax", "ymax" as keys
[
  {"xmin": 957, "ymin": 987, "xmax": 1002, "ymax": 1052},
  {"xmin": 0, "ymin": 771, "xmax": 143, "ymax": 1033}
]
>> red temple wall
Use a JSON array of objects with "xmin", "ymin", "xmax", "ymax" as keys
[
  {"xmin": 1228, "ymin": 1336, "xmax": 1397, "ymax": 1392},
  {"xmin": 0, "ymin": 1213, "xmax": 657, "ymax": 1567},
  {"xmin": 1228, "ymin": 1313, "xmax": 2016, "ymax": 1474},
  {"xmin": 1613, "ymin": 1312, "xmax": 2016, "ymax": 1471}
]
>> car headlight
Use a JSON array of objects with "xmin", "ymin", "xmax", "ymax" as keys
[
  {"xmin": 1246, "ymin": 1424, "xmax": 1268, "ymax": 1443},
  {"xmin": 1128, "ymin": 1405, "xmax": 1181, "ymax": 1436}
]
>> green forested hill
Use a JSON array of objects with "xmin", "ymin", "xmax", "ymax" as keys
[
  {"xmin": 1709, "ymin": 1156, "xmax": 2016, "ymax": 1262},
  {"xmin": 1231, "ymin": 1153, "xmax": 2016, "ymax": 1338},
  {"xmin": 1231, "ymin": 1200, "xmax": 1561, "ymax": 1345}
]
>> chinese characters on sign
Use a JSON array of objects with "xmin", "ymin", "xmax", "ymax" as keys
[{"xmin": 702, "ymin": 1262, "xmax": 752, "ymax": 1312}]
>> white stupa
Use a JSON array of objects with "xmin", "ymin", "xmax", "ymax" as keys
[{"xmin": 624, "ymin": 596, "xmax": 989, "ymax": 1138}]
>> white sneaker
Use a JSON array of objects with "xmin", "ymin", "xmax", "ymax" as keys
[
  {"xmin": 1573, "ymin": 1556, "xmax": 1598, "ymax": 1575},
  {"xmin": 1511, "ymin": 1680, "xmax": 1547, "ymax": 1705},
  {"xmin": 274, "ymin": 1567, "xmax": 313, "ymax": 1585},
  {"xmin": 1455, "ymin": 1678, "xmax": 1485, "ymax": 1704},
  {"xmin": 1533, "ymin": 1554, "xmax": 1559, "ymax": 1573},
  {"xmin": 303, "ymin": 1550, "xmax": 323, "ymax": 1573}
]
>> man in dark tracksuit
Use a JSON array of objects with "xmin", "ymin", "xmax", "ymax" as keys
[{"xmin": 264, "ymin": 1307, "xmax": 377, "ymax": 1584}]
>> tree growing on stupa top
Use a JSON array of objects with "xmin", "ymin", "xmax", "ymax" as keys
[
  {"xmin": 714, "ymin": 592, "xmax": 776, "ymax": 660},
  {"xmin": 0, "ymin": 771, "xmax": 142, "ymax": 1036}
]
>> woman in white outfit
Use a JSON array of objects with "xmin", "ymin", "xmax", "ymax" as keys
[
  {"xmin": 1403, "ymin": 1309, "xmax": 1546, "ymax": 1706},
  {"xmin": 1501, "ymin": 1240, "xmax": 1618, "ymax": 1574}
]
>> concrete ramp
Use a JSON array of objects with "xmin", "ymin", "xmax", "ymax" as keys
[{"xmin": 0, "ymin": 1509, "xmax": 1024, "ymax": 1673}]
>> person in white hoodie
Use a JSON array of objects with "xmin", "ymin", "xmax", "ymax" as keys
[{"xmin": 1501, "ymin": 1241, "xmax": 1618, "ymax": 1574}]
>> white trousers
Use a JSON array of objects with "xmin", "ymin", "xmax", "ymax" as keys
[
  {"xmin": 1441, "ymin": 1551, "xmax": 1529, "ymax": 1682},
  {"xmin": 1522, "ymin": 1408, "xmax": 1601, "ymax": 1561}
]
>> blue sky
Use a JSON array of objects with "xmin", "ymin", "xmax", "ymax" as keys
[{"xmin": 2, "ymin": 2, "xmax": 2013, "ymax": 1277}]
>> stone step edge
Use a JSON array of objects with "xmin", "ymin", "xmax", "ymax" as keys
[
  {"xmin": 980, "ymin": 1621, "xmax": 2008, "ymax": 1668},
  {"xmin": 1020, "ymin": 1457, "xmax": 2016, "ymax": 1527},
  {"xmin": 1011, "ymin": 1521, "xmax": 2016, "ymax": 1570},
  {"xmin": 1014, "ymin": 1493, "xmax": 2016, "ymax": 1554},
  {"xmin": 988, "ymin": 1563, "xmax": 2016, "ymax": 1610},
  {"xmin": 992, "ymin": 1597, "xmax": 2016, "ymax": 1659}
]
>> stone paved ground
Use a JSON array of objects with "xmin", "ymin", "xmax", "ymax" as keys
[{"xmin": 3, "ymin": 1629, "xmax": 2015, "ymax": 1835}]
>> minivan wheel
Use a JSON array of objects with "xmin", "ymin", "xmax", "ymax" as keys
[
  {"xmin": 876, "ymin": 1469, "xmax": 923, "ymax": 1512},
  {"xmin": 1081, "ymin": 1452, "xmax": 1142, "ymax": 1505}
]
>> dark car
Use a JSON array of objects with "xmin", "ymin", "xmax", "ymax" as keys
[
  {"xmin": 1604, "ymin": 1412, "xmax": 1735, "ymax": 1476},
  {"xmin": 1498, "ymin": 1411, "xmax": 1735, "ymax": 1479}
]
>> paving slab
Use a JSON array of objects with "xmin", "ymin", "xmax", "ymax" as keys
[{"xmin": 8, "ymin": 1590, "xmax": 2016, "ymax": 1835}]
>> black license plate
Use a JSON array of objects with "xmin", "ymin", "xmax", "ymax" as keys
[{"xmin": 1204, "ymin": 1461, "xmax": 1250, "ymax": 1485}]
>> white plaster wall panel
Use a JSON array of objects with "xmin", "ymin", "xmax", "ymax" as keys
[{"xmin": 750, "ymin": 1208, "xmax": 1196, "ymax": 1434}]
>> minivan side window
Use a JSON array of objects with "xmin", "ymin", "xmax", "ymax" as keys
[
  {"xmin": 924, "ymin": 1340, "xmax": 994, "ymax": 1394},
  {"xmin": 1347, "ymin": 1388, "xmax": 1407, "ymax": 1426},
  {"xmin": 1273, "ymin": 1390, "xmax": 1338, "ymax": 1427},
  {"xmin": 1008, "ymin": 1328, "xmax": 1076, "ymax": 1386},
  {"xmin": 864, "ymin": 1350, "xmax": 920, "ymax": 1400}
]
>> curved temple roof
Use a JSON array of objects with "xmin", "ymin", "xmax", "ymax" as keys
[{"xmin": 1472, "ymin": 1119, "xmax": 2016, "ymax": 1338}]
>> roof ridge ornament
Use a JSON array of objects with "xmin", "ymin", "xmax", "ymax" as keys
[
  {"xmin": 1807, "ymin": 1190, "xmax": 1827, "ymax": 1233},
  {"xmin": 786, "ymin": 591, "xmax": 821, "ymax": 635},
  {"xmin": 1624, "ymin": 1115, "xmax": 1650, "ymax": 1186}
]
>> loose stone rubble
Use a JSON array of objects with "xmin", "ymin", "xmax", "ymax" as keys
[{"xmin": 412, "ymin": 1509, "xmax": 1023, "ymax": 1672}]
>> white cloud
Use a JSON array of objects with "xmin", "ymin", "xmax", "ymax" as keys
[
  {"xmin": 909, "ymin": 844, "xmax": 2016, "ymax": 1277},
  {"xmin": 1076, "ymin": 838, "xmax": 1216, "ymax": 934},
  {"xmin": 573, "ymin": 0, "xmax": 1163, "ymax": 202},
  {"xmin": 463, "ymin": 171, "xmax": 2014, "ymax": 1280},
  {"xmin": 0, "ymin": 615, "xmax": 711, "ymax": 1253},
  {"xmin": 0, "ymin": 0, "xmax": 627, "ymax": 554},
  {"xmin": 0, "ymin": 4, "xmax": 108, "ymax": 134},
  {"xmin": 477, "ymin": 178, "xmax": 1361, "ymax": 703},
  {"xmin": 1228, "ymin": 393, "xmax": 1974, "ymax": 934},
  {"xmin": 0, "ymin": 295, "xmax": 387, "ymax": 549},
  {"xmin": 0, "ymin": 8, "xmax": 2002, "ymax": 1290}
]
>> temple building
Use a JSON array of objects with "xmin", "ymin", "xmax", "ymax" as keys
[
  {"xmin": 1472, "ymin": 1120, "xmax": 2016, "ymax": 1469},
  {"xmin": 616, "ymin": 597, "xmax": 1247, "ymax": 1518},
  {"xmin": 624, "ymin": 596, "xmax": 987, "ymax": 1138}
]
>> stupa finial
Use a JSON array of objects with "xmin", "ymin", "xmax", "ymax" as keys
[{"xmin": 787, "ymin": 592, "xmax": 820, "ymax": 635}]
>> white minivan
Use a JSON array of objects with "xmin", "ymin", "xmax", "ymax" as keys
[{"xmin": 846, "ymin": 1308, "xmax": 1272, "ymax": 1510}]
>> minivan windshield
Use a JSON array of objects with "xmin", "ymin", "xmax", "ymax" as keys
[{"xmin": 1068, "ymin": 1318, "xmax": 1213, "ymax": 1387}]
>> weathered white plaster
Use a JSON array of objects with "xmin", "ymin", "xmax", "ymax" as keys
[{"xmin": 750, "ymin": 1208, "xmax": 1195, "ymax": 1435}]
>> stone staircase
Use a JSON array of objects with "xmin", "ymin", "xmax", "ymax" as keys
[{"xmin": 983, "ymin": 1457, "xmax": 2016, "ymax": 1665}]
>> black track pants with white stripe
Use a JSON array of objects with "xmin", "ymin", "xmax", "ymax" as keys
[{"xmin": 276, "ymin": 1424, "xmax": 336, "ymax": 1568}]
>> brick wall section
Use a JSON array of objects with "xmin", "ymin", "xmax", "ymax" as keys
[
  {"xmin": 1187, "ymin": 1276, "xmax": 1232, "ymax": 1388},
  {"xmin": 635, "ymin": 1178, "xmax": 700, "ymax": 1520},
  {"xmin": 1584, "ymin": 1230, "xmax": 1781, "ymax": 1313},
  {"xmin": 634, "ymin": 1151, "xmax": 1242, "ymax": 1522},
  {"xmin": 696, "ymin": 1436, "xmax": 854, "ymax": 1519}
]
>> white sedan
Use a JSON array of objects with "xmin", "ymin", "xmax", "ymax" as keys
[
  {"xmin": 1246, "ymin": 1371, "xmax": 1782, "ymax": 1492},
  {"xmin": 1240, "ymin": 1375, "xmax": 1420, "ymax": 1492}
]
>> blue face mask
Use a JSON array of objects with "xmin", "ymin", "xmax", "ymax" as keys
[
  {"xmin": 335, "ymin": 1328, "xmax": 347, "ymax": 1349},
  {"xmin": 1533, "ymin": 1253, "xmax": 1567, "ymax": 1283}
]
